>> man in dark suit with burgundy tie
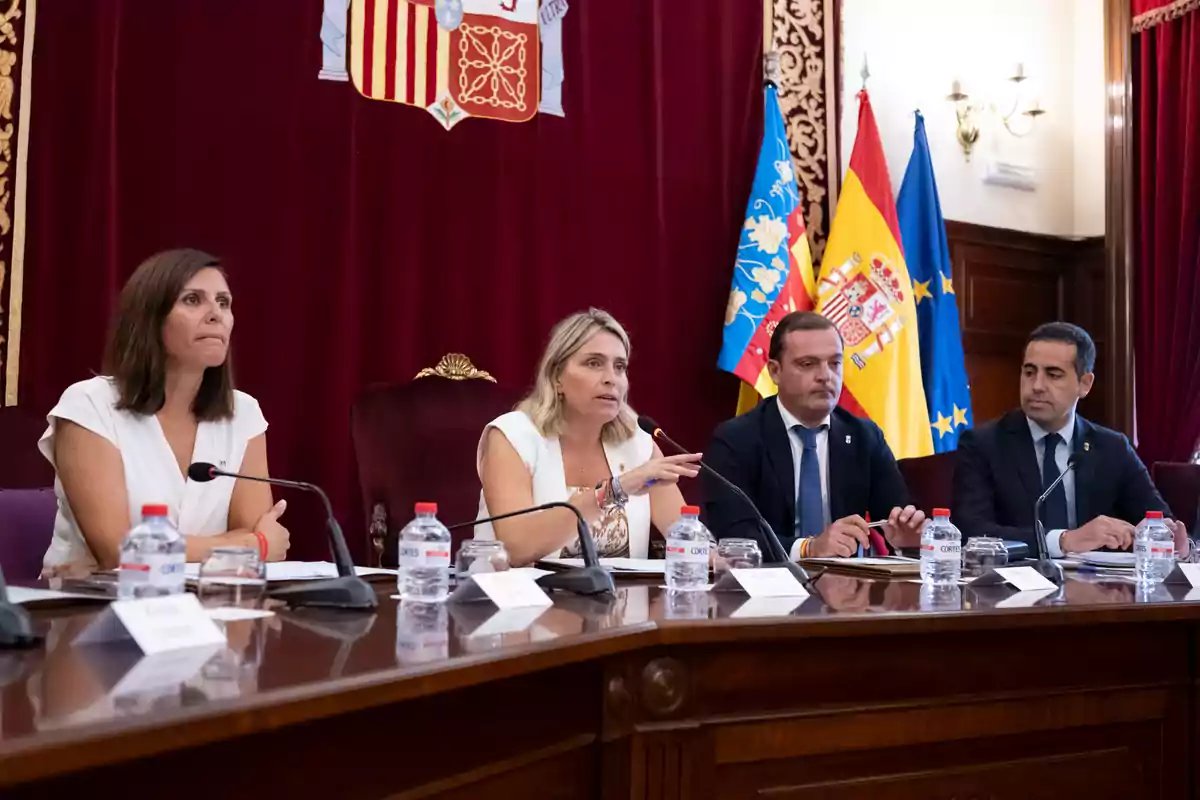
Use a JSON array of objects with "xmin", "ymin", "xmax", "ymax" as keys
[
  {"xmin": 702, "ymin": 312, "xmax": 926, "ymax": 561},
  {"xmin": 953, "ymin": 321, "xmax": 1189, "ymax": 557}
]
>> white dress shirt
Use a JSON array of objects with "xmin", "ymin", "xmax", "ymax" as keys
[
  {"xmin": 473, "ymin": 410, "xmax": 654, "ymax": 558},
  {"xmin": 777, "ymin": 401, "xmax": 832, "ymax": 560},
  {"xmin": 1027, "ymin": 412, "xmax": 1076, "ymax": 558},
  {"xmin": 39, "ymin": 376, "xmax": 269, "ymax": 571}
]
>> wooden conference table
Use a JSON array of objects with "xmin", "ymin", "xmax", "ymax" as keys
[{"xmin": 0, "ymin": 569, "xmax": 1197, "ymax": 799}]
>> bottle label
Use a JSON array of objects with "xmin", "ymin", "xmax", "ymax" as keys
[
  {"xmin": 1151, "ymin": 544, "xmax": 1174, "ymax": 557},
  {"xmin": 921, "ymin": 540, "xmax": 961, "ymax": 562},
  {"xmin": 119, "ymin": 555, "xmax": 186, "ymax": 589},
  {"xmin": 398, "ymin": 541, "xmax": 452, "ymax": 568},
  {"xmin": 665, "ymin": 537, "xmax": 710, "ymax": 564}
]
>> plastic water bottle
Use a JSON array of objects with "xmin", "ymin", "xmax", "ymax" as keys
[
  {"xmin": 920, "ymin": 508, "xmax": 962, "ymax": 587},
  {"xmin": 117, "ymin": 504, "xmax": 186, "ymax": 599},
  {"xmin": 665, "ymin": 505, "xmax": 710, "ymax": 591},
  {"xmin": 1134, "ymin": 510, "xmax": 1174, "ymax": 584},
  {"xmin": 397, "ymin": 502, "xmax": 452, "ymax": 602}
]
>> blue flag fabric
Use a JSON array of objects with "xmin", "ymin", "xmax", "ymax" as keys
[{"xmin": 896, "ymin": 112, "xmax": 972, "ymax": 453}]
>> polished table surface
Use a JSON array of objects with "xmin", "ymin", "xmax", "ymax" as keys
[{"xmin": 2, "ymin": 570, "xmax": 1198, "ymax": 798}]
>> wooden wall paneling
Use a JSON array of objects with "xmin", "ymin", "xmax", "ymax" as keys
[{"xmin": 945, "ymin": 220, "xmax": 1109, "ymax": 428}]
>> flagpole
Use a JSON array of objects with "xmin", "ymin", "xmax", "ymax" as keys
[{"xmin": 763, "ymin": 0, "xmax": 773, "ymax": 57}]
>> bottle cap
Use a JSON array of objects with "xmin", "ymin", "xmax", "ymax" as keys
[
  {"xmin": 414, "ymin": 502, "xmax": 438, "ymax": 515},
  {"xmin": 932, "ymin": 508, "xmax": 951, "ymax": 517},
  {"xmin": 1146, "ymin": 511, "xmax": 1164, "ymax": 519},
  {"xmin": 681, "ymin": 505, "xmax": 701, "ymax": 515},
  {"xmin": 141, "ymin": 504, "xmax": 169, "ymax": 517}
]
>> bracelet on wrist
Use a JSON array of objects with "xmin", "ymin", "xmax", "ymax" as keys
[
  {"xmin": 253, "ymin": 531, "xmax": 269, "ymax": 561},
  {"xmin": 593, "ymin": 480, "xmax": 608, "ymax": 508},
  {"xmin": 610, "ymin": 474, "xmax": 629, "ymax": 506}
]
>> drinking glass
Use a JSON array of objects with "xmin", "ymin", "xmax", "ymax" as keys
[
  {"xmin": 714, "ymin": 538, "xmax": 762, "ymax": 577},
  {"xmin": 962, "ymin": 537, "xmax": 1008, "ymax": 577},
  {"xmin": 455, "ymin": 540, "xmax": 510, "ymax": 583},
  {"xmin": 197, "ymin": 546, "xmax": 266, "ymax": 606}
]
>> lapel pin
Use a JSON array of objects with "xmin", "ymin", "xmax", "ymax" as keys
[
  {"xmin": 1083, "ymin": 442, "xmax": 1090, "ymax": 452},
  {"xmin": 845, "ymin": 435, "xmax": 852, "ymax": 444}
]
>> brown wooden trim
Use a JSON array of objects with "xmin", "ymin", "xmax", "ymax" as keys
[{"xmin": 1105, "ymin": 0, "xmax": 1135, "ymax": 437}]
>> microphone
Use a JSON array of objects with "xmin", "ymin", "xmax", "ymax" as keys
[
  {"xmin": 188, "ymin": 462, "xmax": 377, "ymax": 610},
  {"xmin": 1029, "ymin": 450, "xmax": 1083, "ymax": 586},
  {"xmin": 637, "ymin": 416, "xmax": 813, "ymax": 588},
  {"xmin": 448, "ymin": 502, "xmax": 615, "ymax": 596}
]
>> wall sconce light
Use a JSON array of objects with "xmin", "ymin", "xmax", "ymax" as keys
[{"xmin": 947, "ymin": 63, "xmax": 1046, "ymax": 160}]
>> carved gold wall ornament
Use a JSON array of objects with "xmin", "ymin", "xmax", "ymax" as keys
[
  {"xmin": 0, "ymin": 0, "xmax": 30, "ymax": 406},
  {"xmin": 770, "ymin": 0, "xmax": 839, "ymax": 264},
  {"xmin": 413, "ymin": 353, "xmax": 497, "ymax": 382}
]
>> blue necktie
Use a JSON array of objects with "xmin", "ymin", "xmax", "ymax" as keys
[
  {"xmin": 794, "ymin": 425, "xmax": 825, "ymax": 540},
  {"xmin": 1041, "ymin": 432, "xmax": 1069, "ymax": 531}
]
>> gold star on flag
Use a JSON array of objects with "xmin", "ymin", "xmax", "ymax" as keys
[
  {"xmin": 940, "ymin": 271, "xmax": 955, "ymax": 295},
  {"xmin": 912, "ymin": 279, "xmax": 932, "ymax": 305},
  {"xmin": 931, "ymin": 411, "xmax": 954, "ymax": 438},
  {"xmin": 953, "ymin": 404, "xmax": 969, "ymax": 427}
]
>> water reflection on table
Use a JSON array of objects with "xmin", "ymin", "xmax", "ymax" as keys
[{"xmin": 0, "ymin": 570, "xmax": 1192, "ymax": 752}]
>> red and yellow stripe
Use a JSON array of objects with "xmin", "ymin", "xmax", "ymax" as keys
[
  {"xmin": 818, "ymin": 91, "xmax": 932, "ymax": 459},
  {"xmin": 350, "ymin": 0, "xmax": 451, "ymax": 108}
]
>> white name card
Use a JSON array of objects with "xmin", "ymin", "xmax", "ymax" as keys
[
  {"xmin": 470, "ymin": 571, "xmax": 554, "ymax": 609},
  {"xmin": 78, "ymin": 594, "xmax": 227, "ymax": 655},
  {"xmin": 1170, "ymin": 563, "xmax": 1200, "ymax": 588},
  {"xmin": 993, "ymin": 566, "xmax": 1058, "ymax": 593},
  {"xmin": 730, "ymin": 567, "xmax": 809, "ymax": 598}
]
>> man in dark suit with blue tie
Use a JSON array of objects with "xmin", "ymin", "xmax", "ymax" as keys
[
  {"xmin": 703, "ymin": 311, "xmax": 926, "ymax": 560},
  {"xmin": 953, "ymin": 322, "xmax": 1189, "ymax": 557}
]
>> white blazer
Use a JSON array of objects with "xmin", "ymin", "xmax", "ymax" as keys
[
  {"xmin": 474, "ymin": 410, "xmax": 654, "ymax": 558},
  {"xmin": 38, "ymin": 376, "xmax": 268, "ymax": 571}
]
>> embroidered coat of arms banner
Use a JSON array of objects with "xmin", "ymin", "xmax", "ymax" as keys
[{"xmin": 349, "ymin": 0, "xmax": 540, "ymax": 130}]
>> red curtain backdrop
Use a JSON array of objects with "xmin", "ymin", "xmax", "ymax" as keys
[
  {"xmin": 7, "ymin": 1, "xmax": 762, "ymax": 558},
  {"xmin": 1134, "ymin": 5, "xmax": 1200, "ymax": 468}
]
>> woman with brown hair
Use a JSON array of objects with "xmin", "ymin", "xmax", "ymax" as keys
[{"xmin": 38, "ymin": 249, "xmax": 289, "ymax": 573}]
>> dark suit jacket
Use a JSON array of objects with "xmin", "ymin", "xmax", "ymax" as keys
[
  {"xmin": 952, "ymin": 409, "xmax": 1171, "ymax": 548},
  {"xmin": 702, "ymin": 396, "xmax": 910, "ymax": 559}
]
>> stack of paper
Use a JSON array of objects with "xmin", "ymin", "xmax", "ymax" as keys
[
  {"xmin": 798, "ymin": 556, "xmax": 922, "ymax": 577},
  {"xmin": 7, "ymin": 586, "xmax": 108, "ymax": 607},
  {"xmin": 538, "ymin": 557, "xmax": 666, "ymax": 575},
  {"xmin": 183, "ymin": 561, "xmax": 397, "ymax": 582}
]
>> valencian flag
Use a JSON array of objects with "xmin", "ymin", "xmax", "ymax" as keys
[
  {"xmin": 897, "ymin": 112, "xmax": 972, "ymax": 452},
  {"xmin": 718, "ymin": 84, "xmax": 818, "ymax": 414},
  {"xmin": 816, "ymin": 91, "xmax": 933, "ymax": 460},
  {"xmin": 349, "ymin": 0, "xmax": 540, "ymax": 130}
]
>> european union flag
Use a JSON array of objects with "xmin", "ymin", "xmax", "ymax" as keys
[{"xmin": 896, "ymin": 112, "xmax": 972, "ymax": 452}]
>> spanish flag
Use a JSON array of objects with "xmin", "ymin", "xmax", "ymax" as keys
[
  {"xmin": 819, "ymin": 91, "xmax": 933, "ymax": 459},
  {"xmin": 717, "ymin": 84, "xmax": 819, "ymax": 415}
]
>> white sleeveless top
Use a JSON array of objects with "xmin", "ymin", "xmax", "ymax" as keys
[
  {"xmin": 38, "ymin": 376, "xmax": 268, "ymax": 571},
  {"xmin": 474, "ymin": 411, "xmax": 654, "ymax": 559}
]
